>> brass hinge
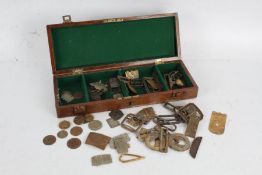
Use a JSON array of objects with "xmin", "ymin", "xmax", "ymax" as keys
[
  {"xmin": 62, "ymin": 15, "xmax": 72, "ymax": 23},
  {"xmin": 72, "ymin": 68, "xmax": 84, "ymax": 75},
  {"xmin": 155, "ymin": 59, "xmax": 163, "ymax": 65},
  {"xmin": 103, "ymin": 18, "xmax": 124, "ymax": 23}
]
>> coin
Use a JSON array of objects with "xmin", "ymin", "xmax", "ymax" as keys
[
  {"xmin": 57, "ymin": 130, "xmax": 68, "ymax": 139},
  {"xmin": 59, "ymin": 120, "xmax": 70, "ymax": 129},
  {"xmin": 67, "ymin": 138, "xmax": 81, "ymax": 149},
  {"xmin": 43, "ymin": 135, "xmax": 56, "ymax": 145},
  {"xmin": 74, "ymin": 115, "xmax": 85, "ymax": 125},
  {"xmin": 88, "ymin": 120, "xmax": 102, "ymax": 131},
  {"xmin": 73, "ymin": 91, "xmax": 84, "ymax": 99},
  {"xmin": 84, "ymin": 114, "xmax": 94, "ymax": 123},
  {"xmin": 70, "ymin": 126, "xmax": 83, "ymax": 136}
]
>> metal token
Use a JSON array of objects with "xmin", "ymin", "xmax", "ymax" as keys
[
  {"xmin": 59, "ymin": 120, "xmax": 70, "ymax": 129},
  {"xmin": 84, "ymin": 114, "xmax": 94, "ymax": 123},
  {"xmin": 209, "ymin": 112, "xmax": 227, "ymax": 135},
  {"xmin": 70, "ymin": 126, "xmax": 83, "ymax": 136},
  {"xmin": 169, "ymin": 133, "xmax": 190, "ymax": 152},
  {"xmin": 106, "ymin": 118, "xmax": 120, "ymax": 128},
  {"xmin": 90, "ymin": 81, "xmax": 108, "ymax": 92},
  {"xmin": 109, "ymin": 133, "xmax": 130, "ymax": 148},
  {"xmin": 91, "ymin": 154, "xmax": 112, "ymax": 166},
  {"xmin": 73, "ymin": 115, "xmax": 86, "ymax": 125},
  {"xmin": 190, "ymin": 137, "xmax": 202, "ymax": 158},
  {"xmin": 43, "ymin": 135, "xmax": 56, "ymax": 145},
  {"xmin": 73, "ymin": 91, "xmax": 84, "ymax": 99},
  {"xmin": 109, "ymin": 110, "xmax": 124, "ymax": 120},
  {"xmin": 185, "ymin": 117, "xmax": 200, "ymax": 138},
  {"xmin": 57, "ymin": 130, "xmax": 68, "ymax": 139},
  {"xmin": 85, "ymin": 132, "xmax": 111, "ymax": 150},
  {"xmin": 67, "ymin": 138, "xmax": 81, "ymax": 149},
  {"xmin": 110, "ymin": 133, "xmax": 130, "ymax": 154},
  {"xmin": 88, "ymin": 120, "xmax": 102, "ymax": 131}
]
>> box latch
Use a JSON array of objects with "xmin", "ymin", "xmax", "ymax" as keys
[
  {"xmin": 62, "ymin": 15, "xmax": 72, "ymax": 23},
  {"xmin": 72, "ymin": 68, "xmax": 84, "ymax": 75},
  {"xmin": 155, "ymin": 59, "xmax": 163, "ymax": 65}
]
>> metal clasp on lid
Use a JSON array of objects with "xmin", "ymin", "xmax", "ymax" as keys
[
  {"xmin": 62, "ymin": 15, "xmax": 72, "ymax": 23},
  {"xmin": 155, "ymin": 59, "xmax": 163, "ymax": 65}
]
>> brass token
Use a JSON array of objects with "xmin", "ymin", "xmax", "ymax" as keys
[
  {"xmin": 67, "ymin": 138, "xmax": 81, "ymax": 149},
  {"xmin": 84, "ymin": 114, "xmax": 94, "ymax": 123},
  {"xmin": 43, "ymin": 135, "xmax": 56, "ymax": 145},
  {"xmin": 88, "ymin": 120, "xmax": 102, "ymax": 131},
  {"xmin": 209, "ymin": 112, "xmax": 227, "ymax": 135},
  {"xmin": 57, "ymin": 130, "xmax": 68, "ymax": 139},
  {"xmin": 70, "ymin": 126, "xmax": 83, "ymax": 136},
  {"xmin": 73, "ymin": 91, "xmax": 84, "ymax": 99},
  {"xmin": 59, "ymin": 120, "xmax": 70, "ymax": 129},
  {"xmin": 74, "ymin": 115, "xmax": 86, "ymax": 125}
]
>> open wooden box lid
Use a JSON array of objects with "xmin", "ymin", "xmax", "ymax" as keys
[{"xmin": 47, "ymin": 13, "xmax": 181, "ymax": 76}]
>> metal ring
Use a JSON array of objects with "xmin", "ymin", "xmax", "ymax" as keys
[
  {"xmin": 169, "ymin": 133, "xmax": 190, "ymax": 151},
  {"xmin": 145, "ymin": 132, "xmax": 160, "ymax": 151}
]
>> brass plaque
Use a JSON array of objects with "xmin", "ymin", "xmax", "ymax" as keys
[{"xmin": 209, "ymin": 112, "xmax": 227, "ymax": 135}]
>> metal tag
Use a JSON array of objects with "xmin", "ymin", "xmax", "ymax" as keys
[
  {"xmin": 91, "ymin": 154, "xmax": 112, "ymax": 166},
  {"xmin": 185, "ymin": 117, "xmax": 200, "ymax": 138},
  {"xmin": 209, "ymin": 112, "xmax": 227, "ymax": 135},
  {"xmin": 85, "ymin": 132, "xmax": 111, "ymax": 150},
  {"xmin": 106, "ymin": 118, "xmax": 120, "ymax": 128}
]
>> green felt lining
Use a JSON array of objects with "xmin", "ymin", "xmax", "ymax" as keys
[
  {"xmin": 57, "ymin": 62, "xmax": 193, "ymax": 106},
  {"xmin": 51, "ymin": 16, "xmax": 177, "ymax": 70}
]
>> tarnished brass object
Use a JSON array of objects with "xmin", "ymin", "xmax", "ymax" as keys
[
  {"xmin": 190, "ymin": 137, "xmax": 202, "ymax": 158},
  {"xmin": 125, "ymin": 70, "xmax": 139, "ymax": 79},
  {"xmin": 185, "ymin": 117, "xmax": 200, "ymax": 138},
  {"xmin": 43, "ymin": 135, "xmax": 56, "ymax": 145},
  {"xmin": 106, "ymin": 118, "xmax": 120, "ymax": 128},
  {"xmin": 119, "ymin": 154, "xmax": 145, "ymax": 163},
  {"xmin": 109, "ymin": 110, "xmax": 124, "ymax": 120},
  {"xmin": 110, "ymin": 133, "xmax": 130, "ymax": 154},
  {"xmin": 165, "ymin": 71, "xmax": 185, "ymax": 89},
  {"xmin": 209, "ymin": 112, "xmax": 227, "ymax": 135},
  {"xmin": 121, "ymin": 114, "xmax": 142, "ymax": 132},
  {"xmin": 179, "ymin": 103, "xmax": 203, "ymax": 123},
  {"xmin": 145, "ymin": 131, "xmax": 160, "ymax": 151},
  {"xmin": 169, "ymin": 133, "xmax": 190, "ymax": 152},
  {"xmin": 136, "ymin": 107, "xmax": 156, "ymax": 124},
  {"xmin": 90, "ymin": 81, "xmax": 108, "ymax": 92},
  {"xmin": 85, "ymin": 132, "xmax": 111, "ymax": 150},
  {"xmin": 91, "ymin": 154, "xmax": 112, "ymax": 166},
  {"xmin": 159, "ymin": 127, "xmax": 169, "ymax": 153},
  {"xmin": 61, "ymin": 91, "xmax": 74, "ymax": 103},
  {"xmin": 136, "ymin": 127, "xmax": 151, "ymax": 142},
  {"xmin": 103, "ymin": 18, "xmax": 124, "ymax": 23},
  {"xmin": 126, "ymin": 82, "xmax": 138, "ymax": 94}
]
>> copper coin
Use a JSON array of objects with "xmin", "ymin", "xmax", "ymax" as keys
[
  {"xmin": 88, "ymin": 120, "xmax": 102, "ymax": 131},
  {"xmin": 59, "ymin": 120, "xmax": 70, "ymax": 129},
  {"xmin": 74, "ymin": 115, "xmax": 86, "ymax": 125},
  {"xmin": 70, "ymin": 126, "xmax": 83, "ymax": 136},
  {"xmin": 67, "ymin": 138, "xmax": 81, "ymax": 149},
  {"xmin": 57, "ymin": 130, "xmax": 68, "ymax": 139},
  {"xmin": 73, "ymin": 91, "xmax": 84, "ymax": 99},
  {"xmin": 84, "ymin": 114, "xmax": 94, "ymax": 123},
  {"xmin": 43, "ymin": 135, "xmax": 56, "ymax": 145}
]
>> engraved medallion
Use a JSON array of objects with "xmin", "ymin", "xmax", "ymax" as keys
[
  {"xmin": 85, "ymin": 132, "xmax": 111, "ymax": 150},
  {"xmin": 73, "ymin": 115, "xmax": 86, "ymax": 125},
  {"xmin": 88, "ymin": 120, "xmax": 102, "ymax": 131}
]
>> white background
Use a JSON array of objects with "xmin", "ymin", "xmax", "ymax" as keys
[{"xmin": 0, "ymin": 0, "xmax": 262, "ymax": 175}]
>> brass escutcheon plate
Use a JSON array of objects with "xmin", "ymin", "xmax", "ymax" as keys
[{"xmin": 209, "ymin": 111, "xmax": 227, "ymax": 135}]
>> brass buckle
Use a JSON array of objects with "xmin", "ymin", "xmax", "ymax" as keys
[{"xmin": 121, "ymin": 114, "xmax": 143, "ymax": 132}]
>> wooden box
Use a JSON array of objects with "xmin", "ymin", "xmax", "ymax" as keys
[{"xmin": 47, "ymin": 13, "xmax": 198, "ymax": 118}]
